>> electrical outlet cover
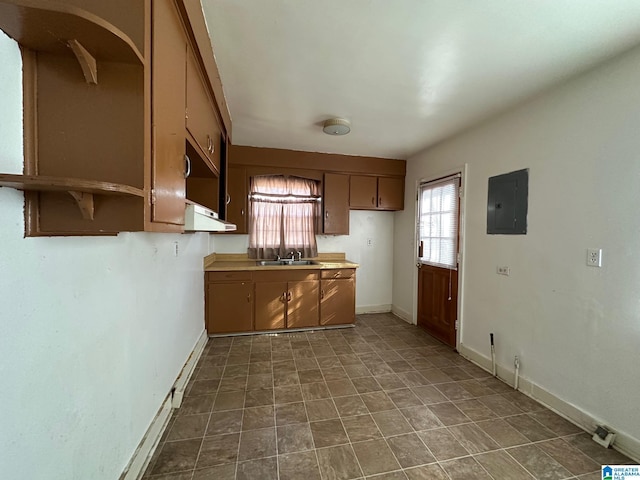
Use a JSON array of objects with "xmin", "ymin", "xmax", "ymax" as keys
[{"xmin": 586, "ymin": 248, "xmax": 602, "ymax": 267}]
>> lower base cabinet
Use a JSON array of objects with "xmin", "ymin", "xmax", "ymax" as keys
[
  {"xmin": 205, "ymin": 267, "xmax": 355, "ymax": 334},
  {"xmin": 320, "ymin": 269, "xmax": 356, "ymax": 326}
]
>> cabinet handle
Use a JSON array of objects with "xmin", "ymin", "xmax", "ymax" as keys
[
  {"xmin": 241, "ymin": 208, "xmax": 245, "ymax": 216},
  {"xmin": 184, "ymin": 154, "xmax": 191, "ymax": 178},
  {"xmin": 287, "ymin": 291, "xmax": 292, "ymax": 302},
  {"xmin": 371, "ymin": 196, "xmax": 375, "ymax": 205},
  {"xmin": 247, "ymin": 293, "xmax": 251, "ymax": 302},
  {"xmin": 320, "ymin": 289, "xmax": 325, "ymax": 299},
  {"xmin": 379, "ymin": 197, "xmax": 382, "ymax": 206},
  {"xmin": 226, "ymin": 194, "xmax": 231, "ymax": 205},
  {"xmin": 325, "ymin": 211, "xmax": 329, "ymax": 219},
  {"xmin": 280, "ymin": 292, "xmax": 286, "ymax": 303}
]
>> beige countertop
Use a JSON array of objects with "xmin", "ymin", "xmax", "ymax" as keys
[{"xmin": 204, "ymin": 252, "xmax": 359, "ymax": 272}]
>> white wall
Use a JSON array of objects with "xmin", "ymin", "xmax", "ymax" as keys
[
  {"xmin": 0, "ymin": 33, "xmax": 208, "ymax": 479},
  {"xmin": 213, "ymin": 210, "xmax": 395, "ymax": 311},
  {"xmin": 393, "ymin": 43, "xmax": 640, "ymax": 454}
]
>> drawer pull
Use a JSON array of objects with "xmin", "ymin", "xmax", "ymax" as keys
[
  {"xmin": 379, "ymin": 197, "xmax": 382, "ymax": 205},
  {"xmin": 287, "ymin": 291, "xmax": 292, "ymax": 302},
  {"xmin": 371, "ymin": 196, "xmax": 375, "ymax": 205},
  {"xmin": 320, "ymin": 289, "xmax": 325, "ymax": 299},
  {"xmin": 247, "ymin": 293, "xmax": 251, "ymax": 302}
]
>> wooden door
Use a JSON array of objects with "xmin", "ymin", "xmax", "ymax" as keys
[
  {"xmin": 378, "ymin": 177, "xmax": 404, "ymax": 210},
  {"xmin": 417, "ymin": 266, "xmax": 458, "ymax": 346},
  {"xmin": 207, "ymin": 282, "xmax": 253, "ymax": 333},
  {"xmin": 323, "ymin": 173, "xmax": 350, "ymax": 234},
  {"xmin": 287, "ymin": 280, "xmax": 319, "ymax": 328},
  {"xmin": 227, "ymin": 165, "xmax": 247, "ymax": 233},
  {"xmin": 349, "ymin": 175, "xmax": 377, "ymax": 209},
  {"xmin": 254, "ymin": 281, "xmax": 287, "ymax": 330},
  {"xmin": 151, "ymin": 0, "xmax": 186, "ymax": 225},
  {"xmin": 320, "ymin": 278, "xmax": 355, "ymax": 325}
]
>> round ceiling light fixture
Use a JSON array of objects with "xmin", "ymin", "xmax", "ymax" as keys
[{"xmin": 323, "ymin": 118, "xmax": 351, "ymax": 136}]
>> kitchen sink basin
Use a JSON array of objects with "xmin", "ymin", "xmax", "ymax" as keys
[{"xmin": 256, "ymin": 260, "xmax": 319, "ymax": 266}]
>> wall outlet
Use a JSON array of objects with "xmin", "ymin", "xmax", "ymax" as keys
[
  {"xmin": 173, "ymin": 241, "xmax": 179, "ymax": 257},
  {"xmin": 366, "ymin": 238, "xmax": 373, "ymax": 247},
  {"xmin": 586, "ymin": 248, "xmax": 602, "ymax": 267},
  {"xmin": 497, "ymin": 266, "xmax": 510, "ymax": 276}
]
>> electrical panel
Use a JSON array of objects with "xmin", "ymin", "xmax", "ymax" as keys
[{"xmin": 487, "ymin": 168, "xmax": 528, "ymax": 235}]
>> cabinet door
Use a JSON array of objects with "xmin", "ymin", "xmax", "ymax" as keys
[
  {"xmin": 207, "ymin": 282, "xmax": 253, "ymax": 333},
  {"xmin": 287, "ymin": 280, "xmax": 319, "ymax": 328},
  {"xmin": 227, "ymin": 165, "xmax": 248, "ymax": 233},
  {"xmin": 349, "ymin": 175, "xmax": 377, "ymax": 209},
  {"xmin": 378, "ymin": 177, "xmax": 404, "ymax": 210},
  {"xmin": 186, "ymin": 48, "xmax": 222, "ymax": 175},
  {"xmin": 320, "ymin": 278, "xmax": 355, "ymax": 326},
  {"xmin": 323, "ymin": 173, "xmax": 349, "ymax": 234},
  {"xmin": 151, "ymin": 0, "xmax": 187, "ymax": 225},
  {"xmin": 254, "ymin": 281, "xmax": 287, "ymax": 330}
]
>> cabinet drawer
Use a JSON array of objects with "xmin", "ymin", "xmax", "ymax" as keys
[
  {"xmin": 207, "ymin": 271, "xmax": 253, "ymax": 282},
  {"xmin": 321, "ymin": 269, "xmax": 355, "ymax": 279},
  {"xmin": 253, "ymin": 270, "xmax": 319, "ymax": 282}
]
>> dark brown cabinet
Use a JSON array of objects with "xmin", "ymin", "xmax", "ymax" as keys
[
  {"xmin": 323, "ymin": 173, "xmax": 350, "ymax": 235},
  {"xmin": 151, "ymin": 0, "xmax": 187, "ymax": 226},
  {"xmin": 226, "ymin": 165, "xmax": 248, "ymax": 234},
  {"xmin": 349, "ymin": 175, "xmax": 404, "ymax": 211},
  {"xmin": 206, "ymin": 272, "xmax": 254, "ymax": 333},
  {"xmin": 320, "ymin": 269, "xmax": 356, "ymax": 326},
  {"xmin": 254, "ymin": 270, "xmax": 320, "ymax": 331}
]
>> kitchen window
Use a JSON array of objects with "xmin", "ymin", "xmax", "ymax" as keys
[{"xmin": 248, "ymin": 175, "xmax": 320, "ymax": 259}]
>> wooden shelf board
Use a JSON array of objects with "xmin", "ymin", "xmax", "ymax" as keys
[
  {"xmin": 0, "ymin": 0, "xmax": 143, "ymax": 64},
  {"xmin": 0, "ymin": 173, "xmax": 145, "ymax": 197}
]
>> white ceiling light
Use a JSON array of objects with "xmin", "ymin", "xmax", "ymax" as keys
[{"xmin": 323, "ymin": 118, "xmax": 351, "ymax": 136}]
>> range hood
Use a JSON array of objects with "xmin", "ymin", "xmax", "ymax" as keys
[{"xmin": 185, "ymin": 202, "xmax": 236, "ymax": 232}]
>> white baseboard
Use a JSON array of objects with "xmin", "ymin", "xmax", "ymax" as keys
[
  {"xmin": 356, "ymin": 304, "xmax": 391, "ymax": 314},
  {"xmin": 119, "ymin": 329, "xmax": 208, "ymax": 480},
  {"xmin": 391, "ymin": 305, "xmax": 413, "ymax": 324},
  {"xmin": 459, "ymin": 343, "xmax": 640, "ymax": 463}
]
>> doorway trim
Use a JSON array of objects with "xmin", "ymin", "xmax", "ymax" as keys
[{"xmin": 412, "ymin": 164, "xmax": 467, "ymax": 350}]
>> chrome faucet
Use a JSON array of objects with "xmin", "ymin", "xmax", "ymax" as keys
[{"xmin": 295, "ymin": 251, "xmax": 302, "ymax": 261}]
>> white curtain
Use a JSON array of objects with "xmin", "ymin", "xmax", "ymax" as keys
[{"xmin": 248, "ymin": 176, "xmax": 320, "ymax": 259}]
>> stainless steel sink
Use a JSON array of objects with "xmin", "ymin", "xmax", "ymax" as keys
[{"xmin": 256, "ymin": 260, "xmax": 319, "ymax": 266}]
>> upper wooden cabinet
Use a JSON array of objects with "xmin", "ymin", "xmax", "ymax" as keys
[
  {"xmin": 323, "ymin": 173, "xmax": 350, "ymax": 235},
  {"xmin": 350, "ymin": 175, "xmax": 404, "ymax": 211},
  {"xmin": 186, "ymin": 47, "xmax": 222, "ymax": 175},
  {"xmin": 151, "ymin": 0, "xmax": 187, "ymax": 227},
  {"xmin": 0, "ymin": 0, "xmax": 231, "ymax": 235},
  {"xmin": 226, "ymin": 165, "xmax": 248, "ymax": 234}
]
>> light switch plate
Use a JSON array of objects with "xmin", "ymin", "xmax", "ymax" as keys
[{"xmin": 587, "ymin": 248, "xmax": 602, "ymax": 267}]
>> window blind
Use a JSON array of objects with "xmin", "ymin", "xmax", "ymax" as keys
[{"xmin": 418, "ymin": 175, "xmax": 460, "ymax": 269}]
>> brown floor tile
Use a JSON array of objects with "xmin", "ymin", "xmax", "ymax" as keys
[
  {"xmin": 246, "ymin": 373, "xmax": 272, "ymax": 390},
  {"xmin": 475, "ymin": 418, "xmax": 530, "ymax": 447},
  {"xmin": 274, "ymin": 385, "xmax": 303, "ymax": 404},
  {"xmin": 306, "ymin": 398, "xmax": 339, "ymax": 421},
  {"xmin": 372, "ymin": 409, "xmax": 414, "ymax": 437},
  {"xmin": 386, "ymin": 388, "xmax": 423, "ymax": 408},
  {"xmin": 334, "ymin": 395, "xmax": 370, "ymax": 417},
  {"xmin": 196, "ymin": 433, "xmax": 240, "ymax": 469},
  {"xmin": 276, "ymin": 402, "xmax": 308, "ymax": 425},
  {"xmin": 447, "ymin": 424, "xmax": 500, "ymax": 454},
  {"xmin": 322, "ymin": 366, "xmax": 349, "ymax": 381},
  {"xmin": 504, "ymin": 413, "xmax": 557, "ymax": 442},
  {"xmin": 316, "ymin": 444, "xmax": 363, "ymax": 479},
  {"xmin": 188, "ymin": 379, "xmax": 220, "ymax": 397},
  {"xmin": 440, "ymin": 366, "xmax": 473, "ymax": 381},
  {"xmin": 223, "ymin": 364, "xmax": 249, "ymax": 377},
  {"xmin": 404, "ymin": 463, "xmax": 449, "ymax": 480},
  {"xmin": 418, "ymin": 428, "xmax": 469, "ymax": 461},
  {"xmin": 274, "ymin": 370, "xmax": 300, "ymax": 386},
  {"xmin": 441, "ymin": 456, "xmax": 492, "ymax": 479},
  {"xmin": 501, "ymin": 391, "xmax": 547, "ymax": 412},
  {"xmin": 396, "ymin": 371, "xmax": 430, "ymax": 387},
  {"xmin": 206, "ymin": 410, "xmax": 243, "ymax": 436},
  {"xmin": 302, "ymin": 382, "xmax": 331, "ymax": 400},
  {"xmin": 507, "ymin": 444, "xmax": 572, "ymax": 479},
  {"xmin": 296, "ymin": 358, "xmax": 320, "ymax": 370},
  {"xmin": 565, "ymin": 433, "xmax": 633, "ymax": 465},
  {"xmin": 166, "ymin": 414, "xmax": 209, "ymax": 441},
  {"xmin": 299, "ymin": 369, "xmax": 325, "ymax": 384},
  {"xmin": 474, "ymin": 450, "xmax": 534, "ymax": 479},
  {"xmin": 435, "ymin": 382, "xmax": 475, "ymax": 401},
  {"xmin": 453, "ymin": 399, "xmax": 497, "ymax": 421},
  {"xmin": 238, "ymin": 427, "xmax": 276, "ymax": 461},
  {"xmin": 218, "ymin": 375, "xmax": 247, "ymax": 392},
  {"xmin": 400, "ymin": 405, "xmax": 443, "ymax": 431},
  {"xmin": 427, "ymin": 402, "xmax": 470, "ymax": 426},
  {"xmin": 213, "ymin": 391, "xmax": 244, "ymax": 411},
  {"xmin": 342, "ymin": 414, "xmax": 383, "ymax": 442},
  {"xmin": 386, "ymin": 433, "xmax": 435, "ymax": 468},
  {"xmin": 537, "ymin": 438, "xmax": 600, "ymax": 475},
  {"xmin": 177, "ymin": 394, "xmax": 215, "ymax": 416},
  {"xmin": 361, "ymin": 391, "xmax": 396, "ymax": 413},
  {"xmin": 310, "ymin": 418, "xmax": 349, "ymax": 447},
  {"xmin": 411, "ymin": 386, "xmax": 448, "ymax": 404},
  {"xmin": 529, "ymin": 409, "xmax": 583, "ymax": 436},
  {"xmin": 279, "ymin": 451, "xmax": 322, "ymax": 480},
  {"xmin": 352, "ymin": 376, "xmax": 383, "ymax": 393},
  {"xmin": 192, "ymin": 463, "xmax": 235, "ymax": 479},
  {"xmin": 376, "ymin": 374, "xmax": 408, "ymax": 390},
  {"xmin": 151, "ymin": 439, "xmax": 202, "ymax": 475},
  {"xmin": 244, "ymin": 387, "xmax": 273, "ymax": 407},
  {"xmin": 457, "ymin": 379, "xmax": 496, "ymax": 397},
  {"xmin": 419, "ymin": 368, "xmax": 453, "ymax": 384},
  {"xmin": 327, "ymin": 379, "xmax": 358, "ymax": 397},
  {"xmin": 241, "ymin": 405, "xmax": 274, "ymax": 431},
  {"xmin": 236, "ymin": 456, "xmax": 277, "ymax": 480},
  {"xmin": 277, "ymin": 423, "xmax": 315, "ymax": 454},
  {"xmin": 352, "ymin": 439, "xmax": 401, "ymax": 476}
]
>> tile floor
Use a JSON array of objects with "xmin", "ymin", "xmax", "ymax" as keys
[{"xmin": 142, "ymin": 313, "xmax": 633, "ymax": 480}]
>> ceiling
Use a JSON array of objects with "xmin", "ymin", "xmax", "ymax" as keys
[{"xmin": 202, "ymin": 1, "xmax": 640, "ymax": 160}]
